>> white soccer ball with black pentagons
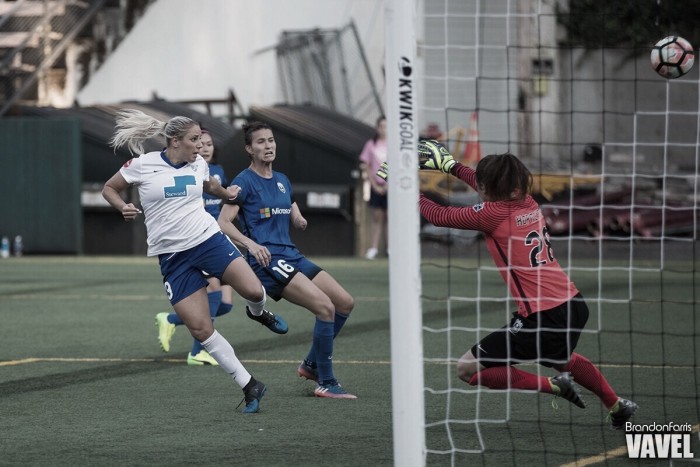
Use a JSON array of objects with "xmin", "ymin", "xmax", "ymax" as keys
[{"xmin": 650, "ymin": 36, "xmax": 695, "ymax": 79}]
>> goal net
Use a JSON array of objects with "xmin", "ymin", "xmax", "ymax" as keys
[{"xmin": 390, "ymin": 0, "xmax": 700, "ymax": 464}]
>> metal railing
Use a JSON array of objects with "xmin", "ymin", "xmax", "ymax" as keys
[{"xmin": 0, "ymin": 0, "xmax": 107, "ymax": 115}]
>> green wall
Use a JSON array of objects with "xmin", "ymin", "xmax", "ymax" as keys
[{"xmin": 0, "ymin": 118, "xmax": 82, "ymax": 254}]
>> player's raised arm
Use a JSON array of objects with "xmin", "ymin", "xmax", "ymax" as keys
[{"xmin": 418, "ymin": 139, "xmax": 478, "ymax": 190}]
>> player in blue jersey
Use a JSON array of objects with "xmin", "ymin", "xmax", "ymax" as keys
[
  {"xmin": 201, "ymin": 129, "xmax": 229, "ymax": 219},
  {"xmin": 102, "ymin": 110, "xmax": 288, "ymax": 413},
  {"xmin": 155, "ymin": 129, "xmax": 241, "ymax": 366},
  {"xmin": 218, "ymin": 121, "xmax": 357, "ymax": 399}
]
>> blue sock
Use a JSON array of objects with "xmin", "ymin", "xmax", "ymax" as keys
[
  {"xmin": 313, "ymin": 318, "xmax": 335, "ymax": 385},
  {"xmin": 207, "ymin": 291, "xmax": 222, "ymax": 319},
  {"xmin": 167, "ymin": 313, "xmax": 183, "ymax": 325},
  {"xmin": 191, "ymin": 339, "xmax": 204, "ymax": 356},
  {"xmin": 305, "ymin": 311, "xmax": 349, "ymax": 366},
  {"xmin": 216, "ymin": 302, "xmax": 233, "ymax": 317}
]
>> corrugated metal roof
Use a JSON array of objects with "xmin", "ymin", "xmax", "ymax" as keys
[
  {"xmin": 12, "ymin": 102, "xmax": 374, "ymax": 184},
  {"xmin": 249, "ymin": 104, "xmax": 374, "ymax": 160},
  {"xmin": 13, "ymin": 101, "xmax": 236, "ymax": 182}
]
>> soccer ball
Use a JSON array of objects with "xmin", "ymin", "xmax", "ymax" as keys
[{"xmin": 650, "ymin": 36, "xmax": 695, "ymax": 79}]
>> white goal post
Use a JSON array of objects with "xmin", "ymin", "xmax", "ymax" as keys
[
  {"xmin": 385, "ymin": 0, "xmax": 425, "ymax": 466},
  {"xmin": 385, "ymin": 0, "xmax": 699, "ymax": 465}
]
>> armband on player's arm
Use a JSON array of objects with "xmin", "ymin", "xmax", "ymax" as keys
[{"xmin": 225, "ymin": 184, "xmax": 241, "ymax": 201}]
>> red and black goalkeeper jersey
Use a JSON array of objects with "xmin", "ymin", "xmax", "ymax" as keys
[{"xmin": 419, "ymin": 163, "xmax": 578, "ymax": 317}]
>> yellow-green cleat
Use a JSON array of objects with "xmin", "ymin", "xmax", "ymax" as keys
[
  {"xmin": 187, "ymin": 350, "xmax": 219, "ymax": 366},
  {"xmin": 155, "ymin": 312, "xmax": 176, "ymax": 353}
]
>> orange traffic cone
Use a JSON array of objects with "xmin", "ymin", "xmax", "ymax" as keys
[{"xmin": 462, "ymin": 112, "xmax": 482, "ymax": 167}]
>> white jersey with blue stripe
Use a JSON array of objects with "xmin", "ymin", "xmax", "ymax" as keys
[
  {"xmin": 120, "ymin": 150, "xmax": 220, "ymax": 256},
  {"xmin": 231, "ymin": 168, "xmax": 297, "ymax": 255}
]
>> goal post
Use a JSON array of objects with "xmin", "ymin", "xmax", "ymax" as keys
[
  {"xmin": 385, "ymin": 0, "xmax": 425, "ymax": 465},
  {"xmin": 385, "ymin": 0, "xmax": 699, "ymax": 465}
]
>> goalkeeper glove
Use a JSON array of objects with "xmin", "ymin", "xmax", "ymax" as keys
[
  {"xmin": 417, "ymin": 139, "xmax": 456, "ymax": 173},
  {"xmin": 376, "ymin": 162, "xmax": 388, "ymax": 181}
]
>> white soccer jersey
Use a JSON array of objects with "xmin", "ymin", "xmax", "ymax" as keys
[{"xmin": 120, "ymin": 150, "xmax": 220, "ymax": 256}]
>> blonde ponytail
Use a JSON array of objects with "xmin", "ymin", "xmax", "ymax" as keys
[{"xmin": 109, "ymin": 109, "xmax": 165, "ymax": 155}]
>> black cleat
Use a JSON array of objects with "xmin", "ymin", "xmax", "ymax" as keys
[
  {"xmin": 550, "ymin": 372, "xmax": 586, "ymax": 408},
  {"xmin": 608, "ymin": 398, "xmax": 638, "ymax": 430},
  {"xmin": 239, "ymin": 378, "xmax": 266, "ymax": 414},
  {"xmin": 246, "ymin": 307, "xmax": 288, "ymax": 334}
]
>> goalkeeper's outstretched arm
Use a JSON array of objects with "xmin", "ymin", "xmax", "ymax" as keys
[
  {"xmin": 418, "ymin": 139, "xmax": 480, "ymax": 191},
  {"xmin": 418, "ymin": 139, "xmax": 456, "ymax": 173},
  {"xmin": 376, "ymin": 141, "xmax": 479, "ymax": 192},
  {"xmin": 451, "ymin": 163, "xmax": 479, "ymax": 191}
]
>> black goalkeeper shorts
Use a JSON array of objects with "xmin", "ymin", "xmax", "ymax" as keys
[{"xmin": 471, "ymin": 293, "xmax": 589, "ymax": 368}]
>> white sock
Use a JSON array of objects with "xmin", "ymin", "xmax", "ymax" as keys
[
  {"xmin": 246, "ymin": 286, "xmax": 266, "ymax": 317},
  {"xmin": 202, "ymin": 330, "xmax": 251, "ymax": 389}
]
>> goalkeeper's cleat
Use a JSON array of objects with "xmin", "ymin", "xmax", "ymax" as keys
[
  {"xmin": 155, "ymin": 312, "xmax": 176, "ymax": 353},
  {"xmin": 239, "ymin": 378, "xmax": 266, "ymax": 413},
  {"xmin": 187, "ymin": 350, "xmax": 219, "ymax": 366},
  {"xmin": 549, "ymin": 372, "xmax": 586, "ymax": 408},
  {"xmin": 418, "ymin": 139, "xmax": 456, "ymax": 173},
  {"xmin": 376, "ymin": 161, "xmax": 388, "ymax": 181},
  {"xmin": 314, "ymin": 381, "xmax": 357, "ymax": 399},
  {"xmin": 608, "ymin": 398, "xmax": 638, "ymax": 430},
  {"xmin": 365, "ymin": 247, "xmax": 378, "ymax": 260},
  {"xmin": 297, "ymin": 361, "xmax": 319, "ymax": 383},
  {"xmin": 246, "ymin": 307, "xmax": 289, "ymax": 334}
]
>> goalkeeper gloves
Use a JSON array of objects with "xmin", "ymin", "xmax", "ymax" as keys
[
  {"xmin": 377, "ymin": 138, "xmax": 456, "ymax": 180},
  {"xmin": 417, "ymin": 139, "xmax": 456, "ymax": 173},
  {"xmin": 376, "ymin": 162, "xmax": 388, "ymax": 181}
]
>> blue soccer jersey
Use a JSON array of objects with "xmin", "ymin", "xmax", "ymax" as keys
[
  {"xmin": 203, "ymin": 163, "xmax": 228, "ymax": 218},
  {"xmin": 231, "ymin": 168, "xmax": 299, "ymax": 256}
]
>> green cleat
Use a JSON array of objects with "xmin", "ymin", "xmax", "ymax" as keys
[
  {"xmin": 155, "ymin": 312, "xmax": 176, "ymax": 353},
  {"xmin": 186, "ymin": 350, "xmax": 219, "ymax": 366}
]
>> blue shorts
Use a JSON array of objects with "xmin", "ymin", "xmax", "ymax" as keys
[
  {"xmin": 159, "ymin": 232, "xmax": 242, "ymax": 305},
  {"xmin": 249, "ymin": 248, "xmax": 322, "ymax": 301}
]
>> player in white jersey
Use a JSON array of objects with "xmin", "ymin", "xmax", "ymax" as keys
[
  {"xmin": 101, "ymin": 109, "xmax": 287, "ymax": 413},
  {"xmin": 154, "ymin": 129, "xmax": 242, "ymax": 366}
]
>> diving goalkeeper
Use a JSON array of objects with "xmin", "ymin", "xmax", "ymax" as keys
[{"xmin": 379, "ymin": 142, "xmax": 638, "ymax": 429}]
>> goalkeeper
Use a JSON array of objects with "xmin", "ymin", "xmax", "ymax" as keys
[{"xmin": 379, "ymin": 141, "xmax": 637, "ymax": 429}]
